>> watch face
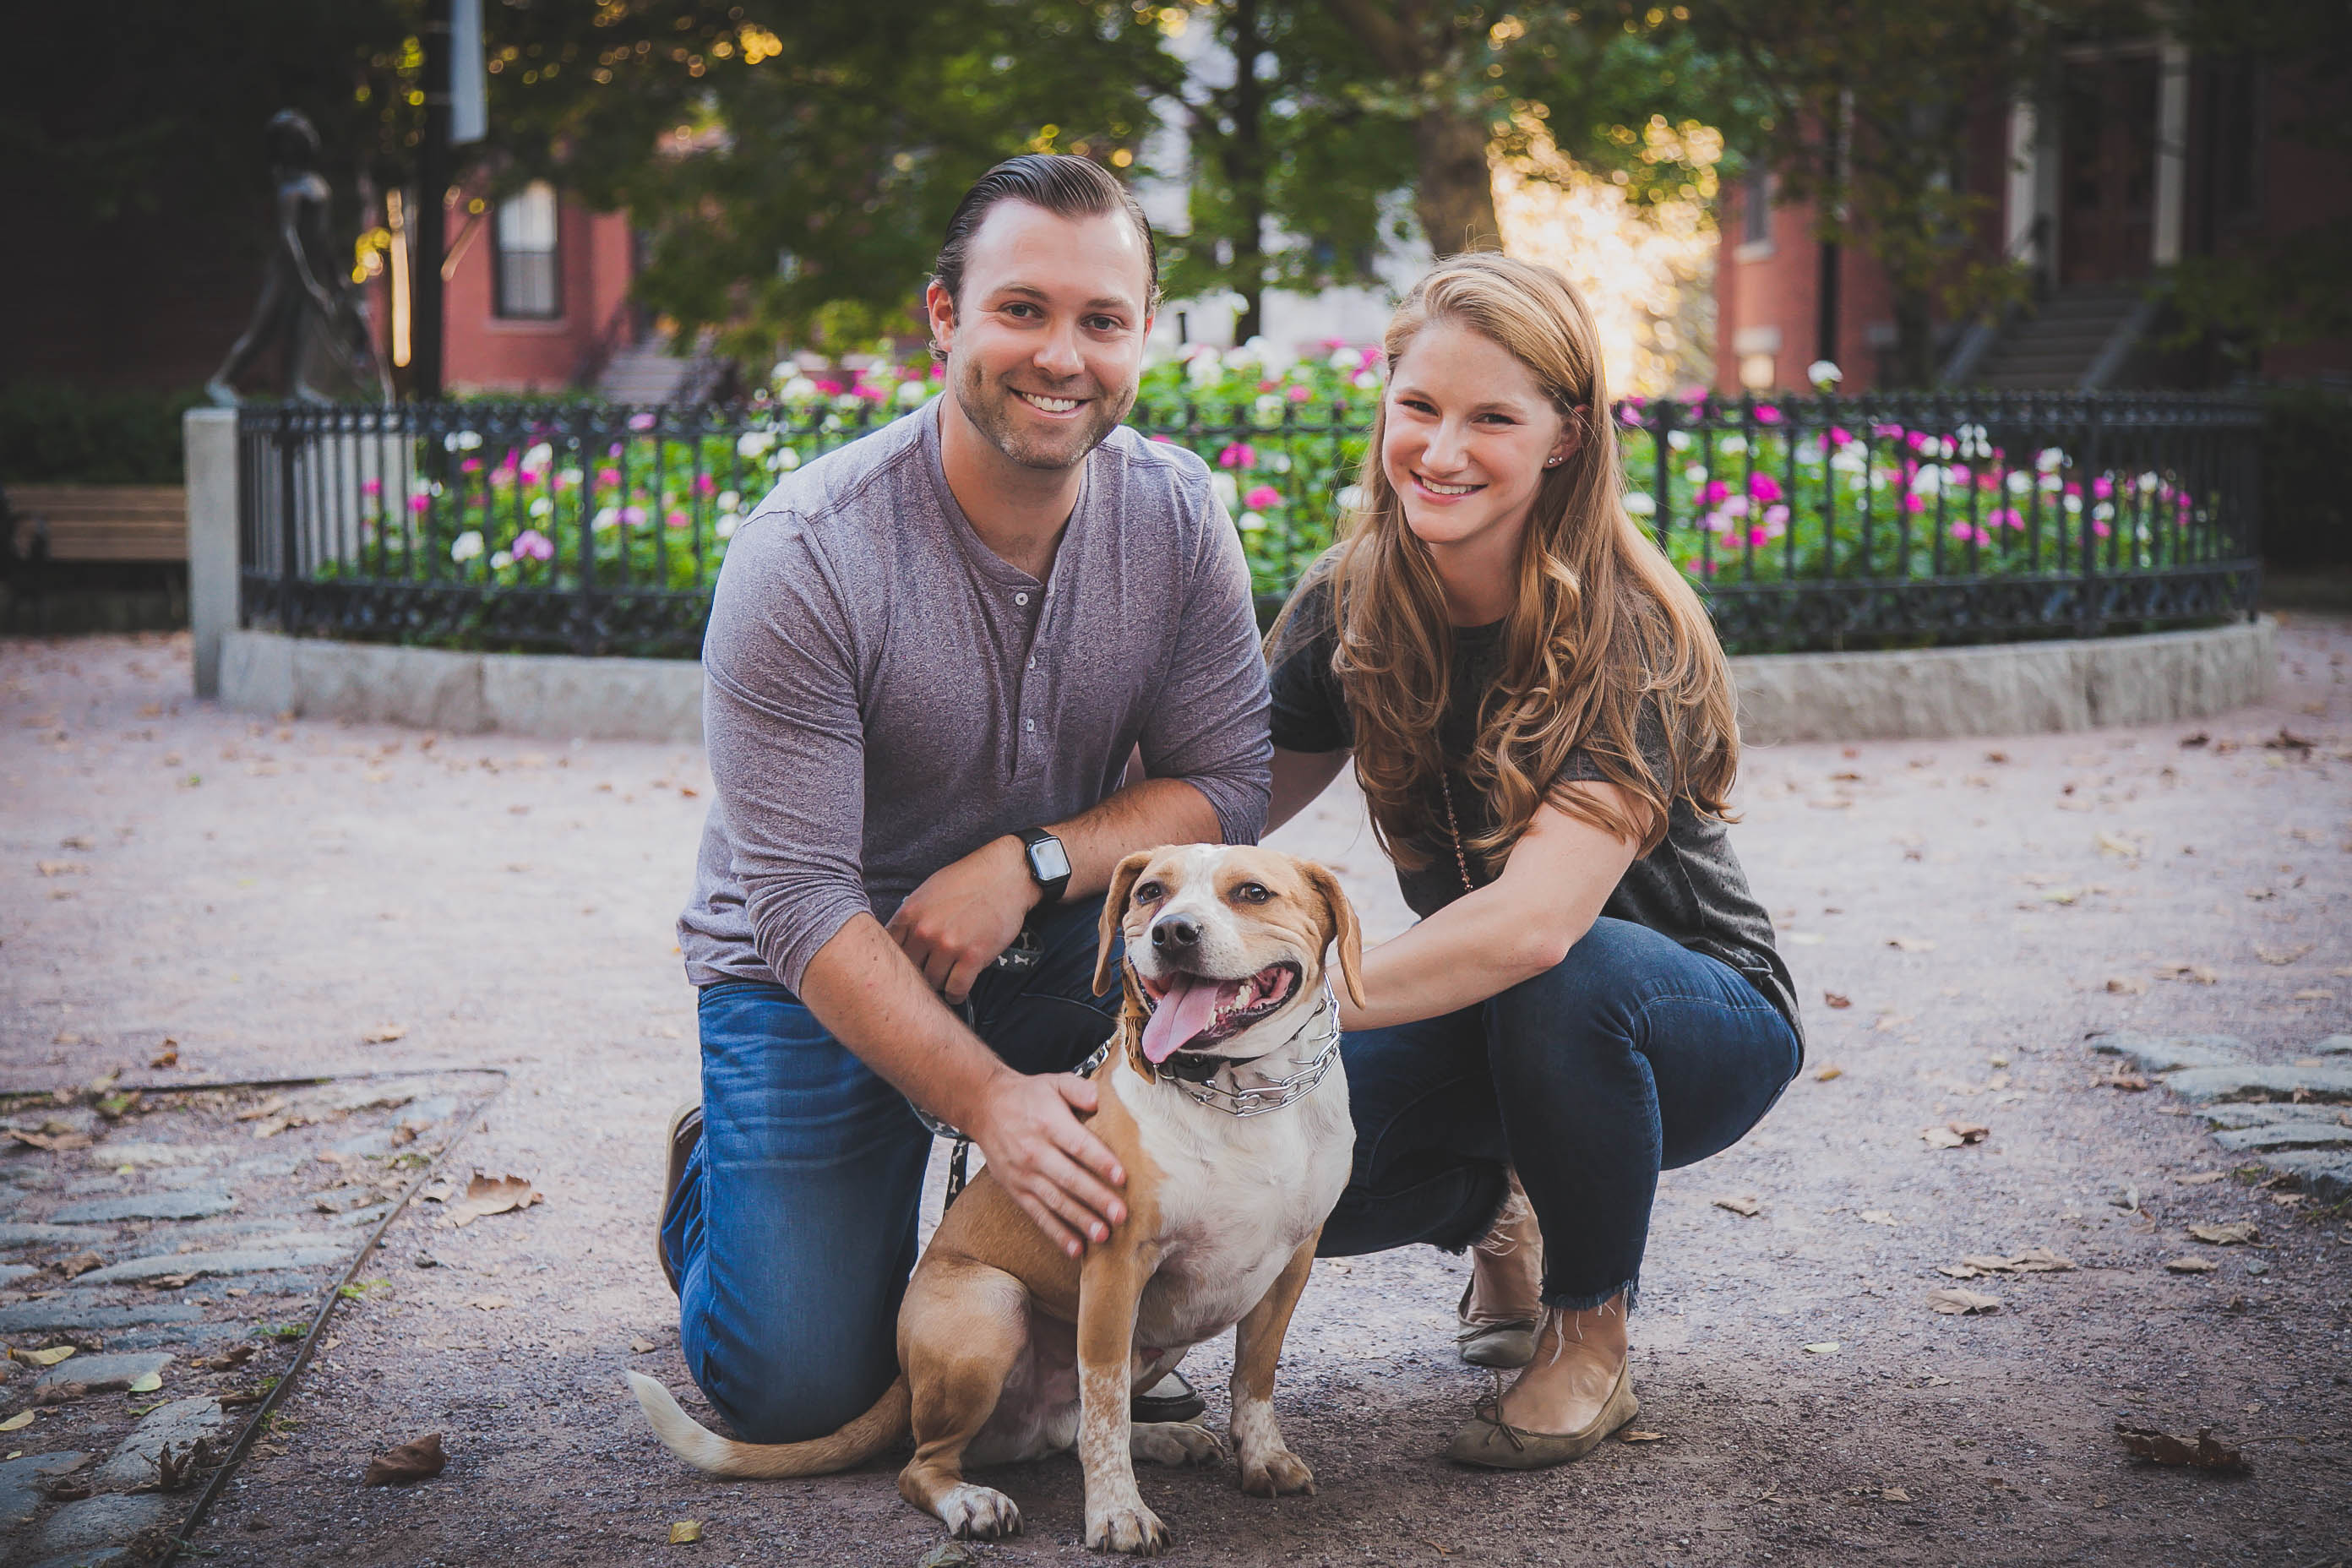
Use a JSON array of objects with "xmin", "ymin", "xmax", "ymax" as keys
[{"xmin": 1028, "ymin": 837, "xmax": 1071, "ymax": 884}]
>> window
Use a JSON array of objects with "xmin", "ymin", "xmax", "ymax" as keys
[
  {"xmin": 493, "ymin": 181, "xmax": 562, "ymax": 319},
  {"xmin": 1741, "ymin": 164, "xmax": 1773, "ymax": 248}
]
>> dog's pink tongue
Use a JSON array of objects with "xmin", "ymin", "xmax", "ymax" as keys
[{"xmin": 1141, "ymin": 975, "xmax": 1222, "ymax": 1063}]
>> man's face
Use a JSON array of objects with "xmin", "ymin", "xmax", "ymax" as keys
[{"xmin": 927, "ymin": 201, "xmax": 1154, "ymax": 472}]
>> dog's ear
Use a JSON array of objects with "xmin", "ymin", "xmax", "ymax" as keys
[
  {"xmin": 1092, "ymin": 850, "xmax": 1157, "ymax": 996},
  {"xmin": 1299, "ymin": 860, "xmax": 1365, "ymax": 1010}
]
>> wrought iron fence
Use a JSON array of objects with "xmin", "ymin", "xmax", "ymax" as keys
[{"xmin": 237, "ymin": 390, "xmax": 2260, "ymax": 660}]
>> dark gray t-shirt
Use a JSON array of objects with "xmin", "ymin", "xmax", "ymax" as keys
[
  {"xmin": 678, "ymin": 400, "xmax": 1272, "ymax": 993},
  {"xmin": 1266, "ymin": 575, "xmax": 1801, "ymax": 1049}
]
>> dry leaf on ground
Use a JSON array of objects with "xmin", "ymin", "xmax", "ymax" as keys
[
  {"xmin": 6, "ymin": 1129, "xmax": 94, "ymax": 1152},
  {"xmin": 1813, "ymin": 1064, "xmax": 1844, "ymax": 1081},
  {"xmin": 2188, "ymin": 1221, "xmax": 2258, "ymax": 1245},
  {"xmin": 234, "ymin": 1095, "xmax": 288, "ymax": 1123},
  {"xmin": 1713, "ymin": 1196, "xmax": 1761, "ymax": 1217},
  {"xmin": 630, "ymin": 1338, "xmax": 657, "ymax": 1354},
  {"xmin": 126, "ymin": 1372, "xmax": 162, "ymax": 1394},
  {"xmin": 2093, "ymin": 1064, "xmax": 2151, "ymax": 1091},
  {"xmin": 0, "ymin": 1411, "xmax": 35, "ymax": 1432},
  {"xmin": 445, "ymin": 1173, "xmax": 544, "ymax": 1228},
  {"xmin": 2114, "ymin": 1423, "xmax": 2245, "ymax": 1472},
  {"xmin": 1859, "ymin": 1210, "xmax": 1899, "ymax": 1227},
  {"xmin": 467, "ymin": 1296, "xmax": 511, "ymax": 1311},
  {"xmin": 2177, "ymin": 1172, "xmax": 2228, "ymax": 1186},
  {"xmin": 1922, "ymin": 1119, "xmax": 1990, "ymax": 1149},
  {"xmin": 1823, "ymin": 992, "xmax": 1852, "ymax": 1010},
  {"xmin": 2105, "ymin": 976, "xmax": 2149, "ymax": 995},
  {"xmin": 1802, "ymin": 1342, "xmax": 1840, "ymax": 1355},
  {"xmin": 2164, "ymin": 1256, "xmax": 2220, "ymax": 1273},
  {"xmin": 2257, "ymin": 945, "xmax": 2313, "ymax": 966},
  {"xmin": 670, "ymin": 1521, "xmax": 705, "ymax": 1544},
  {"xmin": 52, "ymin": 1252, "xmax": 102, "ymax": 1279},
  {"xmin": 363, "ymin": 1432, "xmax": 446, "ymax": 1486},
  {"xmin": 1620, "ymin": 1429, "xmax": 1667, "ymax": 1443},
  {"xmin": 362, "ymin": 1025, "xmax": 407, "ymax": 1045},
  {"xmin": 1947, "ymin": 1247, "xmax": 2075, "ymax": 1277},
  {"xmin": 1881, "ymin": 1485, "xmax": 1913, "ymax": 1502},
  {"xmin": 9, "ymin": 1347, "xmax": 77, "ymax": 1368},
  {"xmin": 1926, "ymin": 1288, "xmax": 2002, "ymax": 1315}
]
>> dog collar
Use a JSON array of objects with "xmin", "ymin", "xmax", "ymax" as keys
[{"xmin": 1161, "ymin": 985, "xmax": 1342, "ymax": 1118}]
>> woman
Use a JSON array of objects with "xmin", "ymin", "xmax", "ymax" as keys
[{"xmin": 1266, "ymin": 254, "xmax": 1804, "ymax": 1467}]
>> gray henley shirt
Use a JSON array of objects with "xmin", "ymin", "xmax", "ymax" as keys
[{"xmin": 678, "ymin": 400, "xmax": 1273, "ymax": 993}]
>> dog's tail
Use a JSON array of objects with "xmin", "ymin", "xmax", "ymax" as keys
[{"xmin": 624, "ymin": 1370, "xmax": 912, "ymax": 1478}]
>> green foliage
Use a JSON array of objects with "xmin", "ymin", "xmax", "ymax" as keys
[
  {"xmin": 0, "ymin": 384, "xmax": 205, "ymax": 485},
  {"xmin": 2253, "ymin": 383, "xmax": 2352, "ymax": 569}
]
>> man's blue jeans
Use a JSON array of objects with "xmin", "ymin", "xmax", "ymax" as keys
[
  {"xmin": 1317, "ymin": 917, "xmax": 1801, "ymax": 1310},
  {"xmin": 661, "ymin": 896, "xmax": 1118, "ymax": 1444}
]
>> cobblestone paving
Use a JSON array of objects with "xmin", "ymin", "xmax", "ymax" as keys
[{"xmin": 2, "ymin": 621, "xmax": 2348, "ymax": 1567}]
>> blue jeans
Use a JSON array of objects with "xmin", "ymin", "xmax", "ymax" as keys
[
  {"xmin": 1318, "ymin": 917, "xmax": 1800, "ymax": 1310},
  {"xmin": 660, "ymin": 897, "xmax": 1119, "ymax": 1443}
]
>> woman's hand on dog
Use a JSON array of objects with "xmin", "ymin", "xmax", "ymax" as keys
[{"xmin": 966, "ymin": 1068, "xmax": 1129, "ymax": 1258}]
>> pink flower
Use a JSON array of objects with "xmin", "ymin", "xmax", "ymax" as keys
[
  {"xmin": 596, "ymin": 467, "xmax": 621, "ymax": 487},
  {"xmin": 1702, "ymin": 509, "xmax": 1734, "ymax": 536},
  {"xmin": 1754, "ymin": 405, "xmax": 1783, "ymax": 425},
  {"xmin": 1616, "ymin": 405, "xmax": 1642, "ymax": 427},
  {"xmin": 1748, "ymin": 472, "xmax": 1783, "ymax": 504},
  {"xmin": 362, "ymin": 478, "xmax": 383, "ymax": 498},
  {"xmin": 2064, "ymin": 481, "xmax": 2082, "ymax": 498},
  {"xmin": 1148, "ymin": 433, "xmax": 1173, "ymax": 443},
  {"xmin": 1747, "ymin": 525, "xmax": 1773, "ymax": 547},
  {"xmin": 622, "ymin": 505, "xmax": 647, "ymax": 527},
  {"xmin": 1359, "ymin": 346, "xmax": 1383, "ymax": 370},
  {"xmin": 512, "ymin": 529, "xmax": 555, "ymax": 562},
  {"xmin": 1258, "ymin": 379, "xmax": 1278, "ymax": 394},
  {"xmin": 460, "ymin": 457, "xmax": 482, "ymax": 474},
  {"xmin": 1828, "ymin": 426, "xmax": 1852, "ymax": 446},
  {"xmin": 2093, "ymin": 476, "xmax": 2114, "ymax": 499},
  {"xmin": 696, "ymin": 474, "xmax": 717, "ymax": 498},
  {"xmin": 666, "ymin": 509, "xmax": 690, "ymax": 529},
  {"xmin": 1872, "ymin": 423, "xmax": 1908, "ymax": 439},
  {"xmin": 1217, "ymin": 443, "xmax": 1257, "ymax": 470},
  {"xmin": 1244, "ymin": 484, "xmax": 1283, "ymax": 509},
  {"xmin": 1288, "ymin": 384, "xmax": 1312, "ymax": 402},
  {"xmin": 1701, "ymin": 480, "xmax": 1731, "ymax": 506},
  {"xmin": 1948, "ymin": 463, "xmax": 1971, "ymax": 485},
  {"xmin": 2092, "ymin": 519, "xmax": 2112, "ymax": 538},
  {"xmin": 627, "ymin": 412, "xmax": 657, "ymax": 431},
  {"xmin": 408, "ymin": 494, "xmax": 430, "ymax": 514},
  {"xmin": 1683, "ymin": 556, "xmax": 1718, "ymax": 575},
  {"xmin": 1903, "ymin": 493, "xmax": 1926, "ymax": 514},
  {"xmin": 1763, "ymin": 504, "xmax": 1789, "ymax": 531},
  {"xmin": 814, "ymin": 379, "xmax": 843, "ymax": 396},
  {"xmin": 1951, "ymin": 520, "xmax": 1990, "ymax": 545},
  {"xmin": 929, "ymin": 363, "xmax": 945, "ymax": 381}
]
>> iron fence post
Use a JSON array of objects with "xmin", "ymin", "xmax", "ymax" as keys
[{"xmin": 276, "ymin": 410, "xmax": 300, "ymax": 634}]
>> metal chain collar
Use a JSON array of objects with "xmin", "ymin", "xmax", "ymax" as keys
[{"xmin": 1162, "ymin": 983, "xmax": 1343, "ymax": 1119}]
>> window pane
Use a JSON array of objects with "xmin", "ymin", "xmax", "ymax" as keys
[{"xmin": 497, "ymin": 181, "xmax": 558, "ymax": 251}]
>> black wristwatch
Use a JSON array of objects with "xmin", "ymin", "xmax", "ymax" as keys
[{"xmin": 1015, "ymin": 827, "xmax": 1071, "ymax": 907}]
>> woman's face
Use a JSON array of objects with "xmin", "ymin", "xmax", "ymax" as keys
[{"xmin": 1380, "ymin": 319, "xmax": 1576, "ymax": 563}]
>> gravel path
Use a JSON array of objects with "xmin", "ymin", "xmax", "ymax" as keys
[{"xmin": 3, "ymin": 622, "xmax": 2347, "ymax": 1567}]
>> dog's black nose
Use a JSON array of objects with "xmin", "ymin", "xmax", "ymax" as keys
[{"xmin": 1151, "ymin": 913, "xmax": 1201, "ymax": 951}]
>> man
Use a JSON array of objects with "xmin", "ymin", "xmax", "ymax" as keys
[{"xmin": 662, "ymin": 154, "xmax": 1271, "ymax": 1443}]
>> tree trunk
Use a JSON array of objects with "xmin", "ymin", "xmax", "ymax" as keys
[
  {"xmin": 1890, "ymin": 286, "xmax": 1935, "ymax": 388},
  {"xmin": 1413, "ymin": 107, "xmax": 1500, "ymax": 256},
  {"xmin": 1230, "ymin": 0, "xmax": 1267, "ymax": 341}
]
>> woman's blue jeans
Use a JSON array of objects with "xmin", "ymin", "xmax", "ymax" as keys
[
  {"xmin": 1317, "ymin": 917, "xmax": 1801, "ymax": 1310},
  {"xmin": 660, "ymin": 896, "xmax": 1118, "ymax": 1444}
]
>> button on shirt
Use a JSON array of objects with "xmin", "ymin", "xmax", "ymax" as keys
[{"xmin": 678, "ymin": 401, "xmax": 1273, "ymax": 993}]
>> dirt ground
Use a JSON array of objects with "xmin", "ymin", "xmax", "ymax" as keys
[{"xmin": 3, "ymin": 620, "xmax": 2349, "ymax": 1568}]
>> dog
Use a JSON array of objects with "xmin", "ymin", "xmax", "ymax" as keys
[{"xmin": 627, "ymin": 843, "xmax": 1364, "ymax": 1554}]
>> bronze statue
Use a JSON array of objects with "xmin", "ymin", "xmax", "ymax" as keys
[{"xmin": 207, "ymin": 110, "xmax": 392, "ymax": 405}]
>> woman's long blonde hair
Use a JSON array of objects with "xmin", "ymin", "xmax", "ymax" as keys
[{"xmin": 1287, "ymin": 253, "xmax": 1738, "ymax": 869}]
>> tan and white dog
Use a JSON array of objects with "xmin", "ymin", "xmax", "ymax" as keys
[{"xmin": 626, "ymin": 844, "xmax": 1364, "ymax": 1554}]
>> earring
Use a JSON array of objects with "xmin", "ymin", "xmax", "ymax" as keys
[{"xmin": 1544, "ymin": 456, "xmax": 1562, "ymax": 467}]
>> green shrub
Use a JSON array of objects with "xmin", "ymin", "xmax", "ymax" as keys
[
  {"xmin": 0, "ymin": 383, "xmax": 205, "ymax": 486},
  {"xmin": 2257, "ymin": 381, "xmax": 2352, "ymax": 569}
]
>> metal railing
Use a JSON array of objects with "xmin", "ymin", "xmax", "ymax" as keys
[{"xmin": 236, "ymin": 390, "xmax": 2261, "ymax": 660}]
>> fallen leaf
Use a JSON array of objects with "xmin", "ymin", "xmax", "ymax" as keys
[
  {"xmin": 2292, "ymin": 989, "xmax": 2334, "ymax": 1002},
  {"xmin": 1802, "ymin": 1342, "xmax": 1840, "ymax": 1355},
  {"xmin": 2040, "ymin": 887, "xmax": 2079, "ymax": 905},
  {"xmin": 2093, "ymin": 1064, "xmax": 2151, "ymax": 1091},
  {"xmin": 1619, "ymin": 1429, "xmax": 1668, "ymax": 1443},
  {"xmin": 10, "ymin": 1347, "xmax": 77, "ymax": 1368},
  {"xmin": 2176, "ymin": 1172, "xmax": 2228, "ymax": 1186},
  {"xmin": 363, "ymin": 1432, "xmax": 446, "ymax": 1486},
  {"xmin": 1713, "ymin": 1195, "xmax": 1761, "ymax": 1217},
  {"xmin": 2114, "ymin": 1422, "xmax": 2245, "ymax": 1471},
  {"xmin": 33, "ymin": 1382, "xmax": 89, "ymax": 1405},
  {"xmin": 630, "ymin": 1338, "xmax": 656, "ymax": 1354},
  {"xmin": 35, "ymin": 860, "xmax": 88, "ymax": 877},
  {"xmin": 52, "ymin": 1252, "xmax": 102, "ymax": 1279},
  {"xmin": 46, "ymin": 1479, "xmax": 92, "ymax": 1501},
  {"xmin": 2180, "ymin": 731, "xmax": 2210, "ymax": 749},
  {"xmin": 1881, "ymin": 1486, "xmax": 1912, "ymax": 1502},
  {"xmin": 1887, "ymin": 938, "xmax": 1936, "ymax": 953},
  {"xmin": 1937, "ymin": 1263, "xmax": 1984, "ymax": 1278},
  {"xmin": 197, "ymin": 1346, "xmax": 258, "ymax": 1372},
  {"xmin": 467, "ymin": 1296, "xmax": 511, "ymax": 1311},
  {"xmin": 2094, "ymin": 831, "xmax": 2142, "ymax": 858},
  {"xmin": 1813, "ymin": 1064, "xmax": 1844, "ymax": 1081},
  {"xmin": 2105, "ymin": 975, "xmax": 2148, "ymax": 995},
  {"xmin": 670, "ymin": 1521, "xmax": 705, "ymax": 1544},
  {"xmin": 446, "ymin": 1173, "xmax": 544, "ymax": 1228},
  {"xmin": 234, "ymin": 1095, "xmax": 288, "ymax": 1123},
  {"xmin": 1926, "ymin": 1288, "xmax": 2001, "ymax": 1315},
  {"xmin": 1859, "ymin": 1210, "xmax": 1899, "ymax": 1227},
  {"xmin": 0, "ymin": 1412, "xmax": 34, "ymax": 1432},
  {"xmin": 5, "ymin": 1129, "xmax": 93, "ymax": 1152},
  {"xmin": 1921, "ymin": 1125, "xmax": 1967, "ymax": 1149},
  {"xmin": 2257, "ymin": 945, "xmax": 2314, "ymax": 966},
  {"xmin": 2188, "ymin": 1221, "xmax": 2258, "ymax": 1246},
  {"xmin": 362, "ymin": 1025, "xmax": 407, "ymax": 1045},
  {"xmin": 2164, "ymin": 1256, "xmax": 2220, "ymax": 1273},
  {"xmin": 1823, "ymin": 991, "xmax": 1852, "ymax": 1010},
  {"xmin": 125, "ymin": 1371, "xmax": 162, "ymax": 1393},
  {"xmin": 916, "ymin": 1545, "xmax": 977, "ymax": 1568}
]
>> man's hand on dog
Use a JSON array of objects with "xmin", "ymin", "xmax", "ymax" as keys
[
  {"xmin": 966, "ymin": 1067, "xmax": 1128, "ymax": 1258},
  {"xmin": 888, "ymin": 835, "xmax": 1037, "ymax": 1004}
]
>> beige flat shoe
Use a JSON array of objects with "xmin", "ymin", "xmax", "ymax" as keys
[
  {"xmin": 1444, "ymin": 1359, "xmax": 1638, "ymax": 1470},
  {"xmin": 1455, "ymin": 1278, "xmax": 1538, "ymax": 1369}
]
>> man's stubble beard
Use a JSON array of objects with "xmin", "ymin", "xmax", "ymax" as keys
[{"xmin": 948, "ymin": 347, "xmax": 1135, "ymax": 473}]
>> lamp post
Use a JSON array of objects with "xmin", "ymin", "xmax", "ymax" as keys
[{"xmin": 412, "ymin": 0, "xmax": 452, "ymax": 399}]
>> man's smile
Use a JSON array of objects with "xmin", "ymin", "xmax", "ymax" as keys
[{"xmin": 1013, "ymin": 389, "xmax": 1086, "ymax": 416}]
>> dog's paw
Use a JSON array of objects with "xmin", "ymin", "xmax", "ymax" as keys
[
  {"xmin": 1085, "ymin": 1500, "xmax": 1172, "ymax": 1555},
  {"xmin": 1239, "ymin": 1447, "xmax": 1316, "ymax": 1498},
  {"xmin": 1131, "ymin": 1419, "xmax": 1224, "ymax": 1467},
  {"xmin": 936, "ymin": 1484, "xmax": 1022, "ymax": 1540}
]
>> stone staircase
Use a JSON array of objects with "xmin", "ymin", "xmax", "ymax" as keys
[
  {"xmin": 1957, "ymin": 283, "xmax": 2156, "ymax": 391},
  {"xmin": 595, "ymin": 336, "xmax": 701, "ymax": 404}
]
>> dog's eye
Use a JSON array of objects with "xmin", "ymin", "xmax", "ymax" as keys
[
  {"xmin": 1232, "ymin": 882, "xmax": 1271, "ymax": 904},
  {"xmin": 1132, "ymin": 881, "xmax": 1165, "ymax": 905}
]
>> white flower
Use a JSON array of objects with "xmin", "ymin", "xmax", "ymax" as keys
[
  {"xmin": 781, "ymin": 376, "xmax": 819, "ymax": 401},
  {"xmin": 592, "ymin": 506, "xmax": 620, "ymax": 532},
  {"xmin": 1805, "ymin": 359, "xmax": 1842, "ymax": 387},
  {"xmin": 1254, "ymin": 394, "xmax": 1285, "ymax": 421},
  {"xmin": 412, "ymin": 476, "xmax": 437, "ymax": 497},
  {"xmin": 2006, "ymin": 471, "xmax": 2031, "ymax": 496},
  {"xmin": 1237, "ymin": 510, "xmax": 1267, "ymax": 534},
  {"xmin": 2038, "ymin": 472, "xmax": 2063, "ymax": 493},
  {"xmin": 736, "ymin": 431, "xmax": 776, "ymax": 459},
  {"xmin": 2062, "ymin": 493, "xmax": 2082, "ymax": 514},
  {"xmin": 770, "ymin": 361, "xmax": 796, "ymax": 384},
  {"xmin": 1718, "ymin": 434, "xmax": 1748, "ymax": 456},
  {"xmin": 521, "ymin": 442, "xmax": 553, "ymax": 473},
  {"xmin": 1830, "ymin": 449, "xmax": 1867, "ymax": 475},
  {"xmin": 896, "ymin": 380, "xmax": 930, "ymax": 406},
  {"xmin": 1336, "ymin": 484, "xmax": 1366, "ymax": 514},
  {"xmin": 2136, "ymin": 471, "xmax": 2159, "ymax": 493},
  {"xmin": 1265, "ymin": 452, "xmax": 1292, "ymax": 474},
  {"xmin": 1625, "ymin": 491, "xmax": 1657, "ymax": 516},
  {"xmin": 558, "ymin": 466, "xmax": 583, "ymax": 487},
  {"xmin": 1210, "ymin": 471, "xmax": 1239, "ymax": 511},
  {"xmin": 716, "ymin": 511, "xmax": 741, "ymax": 539},
  {"xmin": 2093, "ymin": 501, "xmax": 2115, "ymax": 520},
  {"xmin": 490, "ymin": 549, "xmax": 513, "ymax": 570},
  {"xmin": 1685, "ymin": 464, "xmax": 1709, "ymax": 483},
  {"xmin": 1910, "ymin": 465, "xmax": 1944, "ymax": 496},
  {"xmin": 449, "ymin": 530, "xmax": 484, "ymax": 563},
  {"xmin": 1186, "ymin": 350, "xmax": 1224, "ymax": 388},
  {"xmin": 2035, "ymin": 447, "xmax": 2066, "ymax": 473},
  {"xmin": 771, "ymin": 447, "xmax": 801, "ymax": 472},
  {"xmin": 443, "ymin": 430, "xmax": 483, "ymax": 452},
  {"xmin": 1225, "ymin": 339, "xmax": 1262, "ymax": 373},
  {"xmin": 716, "ymin": 490, "xmax": 741, "ymax": 512},
  {"xmin": 1666, "ymin": 429, "xmax": 1691, "ymax": 451},
  {"xmin": 1351, "ymin": 368, "xmax": 1381, "ymax": 389},
  {"xmin": 528, "ymin": 496, "xmax": 553, "ymax": 518},
  {"xmin": 1328, "ymin": 345, "xmax": 1359, "ymax": 371}
]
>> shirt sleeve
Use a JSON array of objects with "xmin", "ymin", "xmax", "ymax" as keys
[
  {"xmin": 700, "ymin": 513, "xmax": 874, "ymax": 993},
  {"xmin": 1134, "ymin": 484, "xmax": 1273, "ymax": 846},
  {"xmin": 1266, "ymin": 572, "xmax": 1352, "ymax": 753}
]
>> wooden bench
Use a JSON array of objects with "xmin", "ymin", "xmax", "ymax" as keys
[{"xmin": 4, "ymin": 484, "xmax": 188, "ymax": 563}]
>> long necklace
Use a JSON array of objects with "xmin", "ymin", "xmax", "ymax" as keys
[{"xmin": 1437, "ymin": 772, "xmax": 1478, "ymax": 893}]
